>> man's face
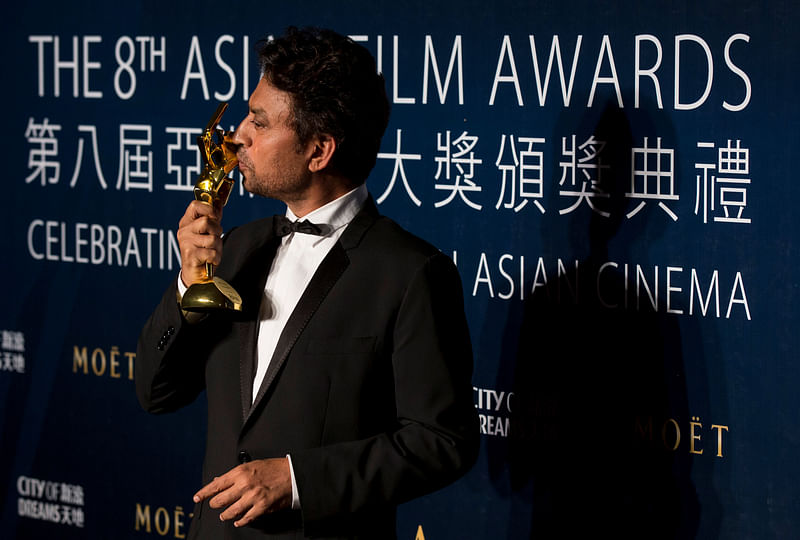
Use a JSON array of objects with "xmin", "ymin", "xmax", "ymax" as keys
[{"xmin": 230, "ymin": 78, "xmax": 313, "ymax": 202}]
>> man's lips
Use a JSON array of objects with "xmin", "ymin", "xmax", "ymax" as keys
[{"xmin": 236, "ymin": 155, "xmax": 250, "ymax": 175}]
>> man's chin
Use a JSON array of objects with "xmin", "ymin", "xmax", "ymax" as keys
[
  {"xmin": 240, "ymin": 177, "xmax": 272, "ymax": 199},
  {"xmin": 240, "ymin": 174, "xmax": 256, "ymax": 194}
]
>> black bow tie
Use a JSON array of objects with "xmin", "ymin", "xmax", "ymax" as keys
[{"xmin": 273, "ymin": 215, "xmax": 326, "ymax": 237}]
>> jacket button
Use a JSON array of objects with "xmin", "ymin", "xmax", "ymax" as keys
[
  {"xmin": 238, "ymin": 450, "xmax": 251, "ymax": 464},
  {"xmin": 167, "ymin": 326, "xmax": 175, "ymax": 335}
]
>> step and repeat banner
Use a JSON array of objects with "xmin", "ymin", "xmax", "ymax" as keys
[{"xmin": 2, "ymin": 1, "xmax": 797, "ymax": 538}]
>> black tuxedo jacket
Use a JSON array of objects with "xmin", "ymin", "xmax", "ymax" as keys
[{"xmin": 136, "ymin": 199, "xmax": 478, "ymax": 539}]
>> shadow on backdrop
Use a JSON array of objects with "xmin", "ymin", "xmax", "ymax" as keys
[{"xmin": 497, "ymin": 100, "xmax": 708, "ymax": 539}]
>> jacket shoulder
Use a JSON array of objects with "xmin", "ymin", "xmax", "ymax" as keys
[{"xmin": 359, "ymin": 214, "xmax": 442, "ymax": 260}]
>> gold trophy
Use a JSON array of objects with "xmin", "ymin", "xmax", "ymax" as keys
[{"xmin": 180, "ymin": 103, "xmax": 243, "ymax": 313}]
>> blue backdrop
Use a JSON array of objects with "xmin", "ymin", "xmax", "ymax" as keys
[{"xmin": 2, "ymin": 1, "xmax": 798, "ymax": 538}]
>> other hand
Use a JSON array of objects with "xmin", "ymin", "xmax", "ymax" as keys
[{"xmin": 193, "ymin": 458, "xmax": 292, "ymax": 528}]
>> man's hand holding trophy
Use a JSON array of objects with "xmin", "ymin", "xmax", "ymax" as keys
[{"xmin": 179, "ymin": 103, "xmax": 243, "ymax": 313}]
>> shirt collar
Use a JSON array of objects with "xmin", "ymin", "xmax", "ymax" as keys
[{"xmin": 285, "ymin": 184, "xmax": 368, "ymax": 236}]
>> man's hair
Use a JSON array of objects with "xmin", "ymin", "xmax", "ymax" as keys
[{"xmin": 257, "ymin": 27, "xmax": 391, "ymax": 184}]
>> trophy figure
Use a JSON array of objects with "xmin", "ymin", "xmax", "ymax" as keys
[{"xmin": 180, "ymin": 103, "xmax": 243, "ymax": 313}]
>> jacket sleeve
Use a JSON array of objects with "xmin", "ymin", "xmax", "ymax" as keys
[
  {"xmin": 290, "ymin": 252, "xmax": 479, "ymax": 533},
  {"xmin": 135, "ymin": 279, "xmax": 209, "ymax": 414}
]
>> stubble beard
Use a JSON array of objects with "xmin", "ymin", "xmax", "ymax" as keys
[{"xmin": 239, "ymin": 163, "xmax": 311, "ymax": 205}]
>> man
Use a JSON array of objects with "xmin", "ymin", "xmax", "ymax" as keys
[{"xmin": 136, "ymin": 27, "xmax": 478, "ymax": 539}]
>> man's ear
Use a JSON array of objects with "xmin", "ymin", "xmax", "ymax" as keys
[{"xmin": 308, "ymin": 134, "xmax": 336, "ymax": 173}]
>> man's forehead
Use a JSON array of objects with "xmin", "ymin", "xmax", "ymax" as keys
[{"xmin": 249, "ymin": 79, "xmax": 293, "ymax": 118}]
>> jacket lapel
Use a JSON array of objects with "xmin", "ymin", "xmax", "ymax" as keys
[
  {"xmin": 232, "ymin": 222, "xmax": 280, "ymax": 422},
  {"xmin": 243, "ymin": 197, "xmax": 379, "ymax": 429},
  {"xmin": 244, "ymin": 242, "xmax": 348, "ymax": 428}
]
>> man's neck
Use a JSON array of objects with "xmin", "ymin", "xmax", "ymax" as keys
[{"xmin": 285, "ymin": 174, "xmax": 357, "ymax": 218}]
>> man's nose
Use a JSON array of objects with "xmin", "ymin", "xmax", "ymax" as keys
[
  {"xmin": 224, "ymin": 133, "xmax": 242, "ymax": 155},
  {"xmin": 227, "ymin": 118, "xmax": 249, "ymax": 149}
]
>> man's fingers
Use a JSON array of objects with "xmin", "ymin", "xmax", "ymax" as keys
[
  {"xmin": 193, "ymin": 460, "xmax": 291, "ymax": 527},
  {"xmin": 190, "ymin": 247, "xmax": 220, "ymax": 267},
  {"xmin": 233, "ymin": 501, "xmax": 268, "ymax": 528},
  {"xmin": 176, "ymin": 202, "xmax": 224, "ymax": 281},
  {"xmin": 189, "ymin": 200, "xmax": 222, "ymax": 220},
  {"xmin": 179, "ymin": 200, "xmax": 222, "ymax": 229},
  {"xmin": 219, "ymin": 495, "xmax": 254, "ymax": 523},
  {"xmin": 193, "ymin": 475, "xmax": 232, "ymax": 503},
  {"xmin": 180, "ymin": 215, "xmax": 223, "ymax": 238},
  {"xmin": 209, "ymin": 485, "xmax": 244, "ymax": 511},
  {"xmin": 176, "ymin": 224, "xmax": 223, "ymax": 249}
]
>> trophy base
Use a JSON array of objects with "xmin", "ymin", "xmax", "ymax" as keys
[{"xmin": 181, "ymin": 277, "xmax": 243, "ymax": 312}]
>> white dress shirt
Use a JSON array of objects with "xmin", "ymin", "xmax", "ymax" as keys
[{"xmin": 251, "ymin": 184, "xmax": 367, "ymax": 400}]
